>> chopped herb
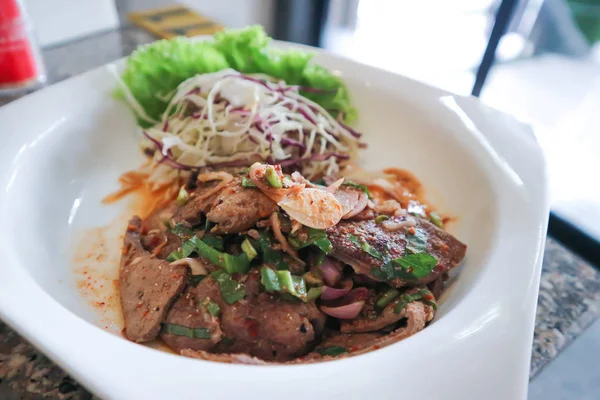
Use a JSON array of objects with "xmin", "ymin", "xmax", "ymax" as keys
[
  {"xmin": 303, "ymin": 271, "xmax": 323, "ymax": 286},
  {"xmin": 188, "ymin": 274, "xmax": 206, "ymax": 286},
  {"xmin": 348, "ymin": 234, "xmax": 361, "ymax": 246},
  {"xmin": 260, "ymin": 267, "xmax": 307, "ymax": 301},
  {"xmin": 376, "ymin": 288, "xmax": 400, "ymax": 308},
  {"xmin": 176, "ymin": 186, "xmax": 189, "ymax": 206},
  {"xmin": 371, "ymin": 262, "xmax": 395, "ymax": 281},
  {"xmin": 312, "ymin": 251, "xmax": 326, "ymax": 267},
  {"xmin": 393, "ymin": 253, "xmax": 437, "ymax": 278},
  {"xmin": 241, "ymin": 238, "xmax": 258, "ymax": 261},
  {"xmin": 202, "ymin": 234, "xmax": 224, "ymax": 251},
  {"xmin": 204, "ymin": 219, "xmax": 214, "ymax": 232},
  {"xmin": 393, "ymin": 289, "xmax": 431, "ymax": 313},
  {"xmin": 168, "ymin": 237, "xmax": 250, "ymax": 273},
  {"xmin": 424, "ymin": 299, "xmax": 438, "ymax": 310},
  {"xmin": 288, "ymin": 228, "xmax": 332, "ymax": 254},
  {"xmin": 342, "ymin": 180, "xmax": 372, "ymax": 198},
  {"xmin": 429, "ymin": 212, "xmax": 444, "ymax": 228},
  {"xmin": 166, "ymin": 249, "xmax": 181, "ymax": 262},
  {"xmin": 162, "ymin": 323, "xmax": 211, "ymax": 339},
  {"xmin": 241, "ymin": 177, "xmax": 257, "ymax": 188},
  {"xmin": 307, "ymin": 287, "xmax": 322, "ymax": 302},
  {"xmin": 405, "ymin": 228, "xmax": 428, "ymax": 255},
  {"xmin": 171, "ymin": 224, "xmax": 194, "ymax": 239},
  {"xmin": 204, "ymin": 299, "xmax": 220, "ymax": 316},
  {"xmin": 260, "ymin": 267, "xmax": 280, "ymax": 291},
  {"xmin": 265, "ymin": 166, "xmax": 283, "ymax": 188},
  {"xmin": 361, "ymin": 241, "xmax": 383, "ymax": 260},
  {"xmin": 280, "ymin": 293, "xmax": 302, "ymax": 303},
  {"xmin": 220, "ymin": 337, "xmax": 235, "ymax": 345},
  {"xmin": 195, "ymin": 238, "xmax": 250, "ymax": 274},
  {"xmin": 348, "ymin": 234, "xmax": 383, "ymax": 260},
  {"xmin": 211, "ymin": 270, "xmax": 246, "ymax": 304},
  {"xmin": 316, "ymin": 346, "xmax": 348, "ymax": 357},
  {"xmin": 258, "ymin": 231, "xmax": 289, "ymax": 270},
  {"xmin": 290, "ymin": 275, "xmax": 308, "ymax": 300},
  {"xmin": 375, "ymin": 215, "xmax": 390, "ymax": 224},
  {"xmin": 373, "ymin": 253, "xmax": 438, "ymax": 281},
  {"xmin": 166, "ymin": 238, "xmax": 198, "ymax": 261},
  {"xmin": 311, "ymin": 178, "xmax": 326, "ymax": 186}
]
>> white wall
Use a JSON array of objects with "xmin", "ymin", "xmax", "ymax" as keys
[
  {"xmin": 117, "ymin": 0, "xmax": 274, "ymax": 34},
  {"xmin": 23, "ymin": 0, "xmax": 119, "ymax": 47},
  {"xmin": 182, "ymin": 0, "xmax": 274, "ymax": 34},
  {"xmin": 23, "ymin": 0, "xmax": 273, "ymax": 48}
]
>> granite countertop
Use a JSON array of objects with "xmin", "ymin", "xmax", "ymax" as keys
[{"xmin": 2, "ymin": 26, "xmax": 600, "ymax": 399}]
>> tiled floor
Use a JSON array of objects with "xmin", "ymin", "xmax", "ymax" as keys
[{"xmin": 529, "ymin": 317, "xmax": 600, "ymax": 400}]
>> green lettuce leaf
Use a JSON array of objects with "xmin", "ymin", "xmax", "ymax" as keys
[
  {"xmin": 116, "ymin": 25, "xmax": 356, "ymax": 127},
  {"xmin": 117, "ymin": 38, "xmax": 228, "ymax": 127}
]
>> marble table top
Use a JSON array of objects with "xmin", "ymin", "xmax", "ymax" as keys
[{"xmin": 1, "ymin": 26, "xmax": 600, "ymax": 399}]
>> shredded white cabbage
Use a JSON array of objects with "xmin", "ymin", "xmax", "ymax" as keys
[{"xmin": 142, "ymin": 69, "xmax": 361, "ymax": 179}]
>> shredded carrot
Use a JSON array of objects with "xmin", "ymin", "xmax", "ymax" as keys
[
  {"xmin": 152, "ymin": 239, "xmax": 168, "ymax": 257},
  {"xmin": 103, "ymin": 162, "xmax": 183, "ymax": 218},
  {"xmin": 102, "ymin": 185, "xmax": 138, "ymax": 204}
]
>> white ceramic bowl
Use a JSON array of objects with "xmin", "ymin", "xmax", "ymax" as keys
[{"xmin": 0, "ymin": 42, "xmax": 548, "ymax": 400}]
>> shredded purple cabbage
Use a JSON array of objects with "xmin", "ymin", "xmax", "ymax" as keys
[
  {"xmin": 338, "ymin": 120, "xmax": 362, "ymax": 138},
  {"xmin": 147, "ymin": 73, "xmax": 360, "ymax": 172},
  {"xmin": 280, "ymin": 137, "xmax": 306, "ymax": 151}
]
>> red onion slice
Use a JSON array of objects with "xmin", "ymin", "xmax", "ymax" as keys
[
  {"xmin": 170, "ymin": 258, "xmax": 209, "ymax": 276},
  {"xmin": 340, "ymin": 287, "xmax": 369, "ymax": 304},
  {"xmin": 343, "ymin": 191, "xmax": 369, "ymax": 219},
  {"xmin": 322, "ymin": 287, "xmax": 369, "ymax": 308},
  {"xmin": 320, "ymin": 301, "xmax": 365, "ymax": 319},
  {"xmin": 320, "ymin": 278, "xmax": 353, "ymax": 300},
  {"xmin": 334, "ymin": 189, "xmax": 360, "ymax": 216},
  {"xmin": 319, "ymin": 257, "xmax": 342, "ymax": 287},
  {"xmin": 382, "ymin": 216, "xmax": 417, "ymax": 231},
  {"xmin": 325, "ymin": 178, "xmax": 345, "ymax": 193}
]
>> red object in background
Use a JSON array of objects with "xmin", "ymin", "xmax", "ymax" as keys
[{"xmin": 0, "ymin": 0, "xmax": 44, "ymax": 91}]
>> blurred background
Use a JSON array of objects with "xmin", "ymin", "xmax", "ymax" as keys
[
  {"xmin": 22, "ymin": 0, "xmax": 600, "ymax": 269},
  {"xmin": 5, "ymin": 0, "xmax": 600, "ymax": 398}
]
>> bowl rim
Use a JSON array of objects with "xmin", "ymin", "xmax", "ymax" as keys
[{"xmin": 0, "ymin": 40, "xmax": 548, "ymax": 400}]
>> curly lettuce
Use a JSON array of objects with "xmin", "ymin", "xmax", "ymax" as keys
[{"xmin": 117, "ymin": 25, "xmax": 356, "ymax": 127}]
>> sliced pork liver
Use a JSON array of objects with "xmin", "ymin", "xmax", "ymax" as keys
[
  {"xmin": 140, "ymin": 205, "xmax": 182, "ymax": 259},
  {"xmin": 219, "ymin": 293, "xmax": 325, "ymax": 361},
  {"xmin": 326, "ymin": 217, "xmax": 466, "ymax": 287},
  {"xmin": 170, "ymin": 178, "xmax": 277, "ymax": 234},
  {"xmin": 181, "ymin": 299, "xmax": 433, "ymax": 364},
  {"xmin": 340, "ymin": 288, "xmax": 436, "ymax": 333},
  {"xmin": 170, "ymin": 181, "xmax": 220, "ymax": 227},
  {"xmin": 206, "ymin": 179, "xmax": 277, "ymax": 234},
  {"xmin": 160, "ymin": 278, "xmax": 223, "ymax": 352},
  {"xmin": 217, "ymin": 271, "xmax": 326, "ymax": 361},
  {"xmin": 120, "ymin": 217, "xmax": 188, "ymax": 342},
  {"xmin": 304, "ymin": 302, "xmax": 433, "ymax": 362}
]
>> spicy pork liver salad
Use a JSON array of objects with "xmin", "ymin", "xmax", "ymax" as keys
[{"xmin": 110, "ymin": 26, "xmax": 466, "ymax": 364}]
